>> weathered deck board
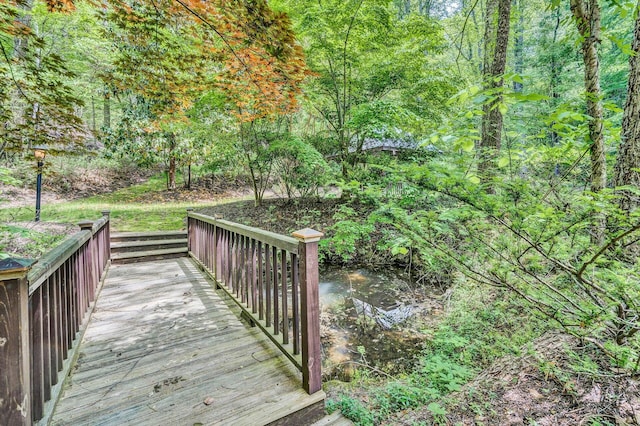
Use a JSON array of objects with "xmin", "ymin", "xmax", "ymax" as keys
[{"xmin": 50, "ymin": 258, "xmax": 325, "ymax": 425}]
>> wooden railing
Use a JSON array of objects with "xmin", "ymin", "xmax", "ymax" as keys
[
  {"xmin": 187, "ymin": 211, "xmax": 323, "ymax": 394},
  {"xmin": 0, "ymin": 212, "xmax": 111, "ymax": 425}
]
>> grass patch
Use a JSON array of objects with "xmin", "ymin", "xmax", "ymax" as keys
[
  {"xmin": 0, "ymin": 174, "xmax": 250, "ymax": 232},
  {"xmin": 0, "ymin": 223, "xmax": 76, "ymax": 258}
]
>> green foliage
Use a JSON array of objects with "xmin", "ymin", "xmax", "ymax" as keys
[
  {"xmin": 384, "ymin": 150, "xmax": 640, "ymax": 370},
  {"xmin": 0, "ymin": 0, "xmax": 86, "ymax": 158},
  {"xmin": 271, "ymin": 135, "xmax": 333, "ymax": 199},
  {"xmin": 0, "ymin": 167, "xmax": 20, "ymax": 187},
  {"xmin": 103, "ymin": 96, "xmax": 162, "ymax": 167},
  {"xmin": 320, "ymin": 205, "xmax": 375, "ymax": 262},
  {"xmin": 275, "ymin": 0, "xmax": 451, "ymax": 177},
  {"xmin": 326, "ymin": 396, "xmax": 376, "ymax": 426}
]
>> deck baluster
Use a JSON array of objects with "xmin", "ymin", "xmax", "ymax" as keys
[
  {"xmin": 291, "ymin": 252, "xmax": 300, "ymax": 355},
  {"xmin": 273, "ymin": 245, "xmax": 279, "ymax": 336},
  {"xmin": 281, "ymin": 249, "xmax": 288, "ymax": 345},
  {"xmin": 257, "ymin": 241, "xmax": 264, "ymax": 320}
]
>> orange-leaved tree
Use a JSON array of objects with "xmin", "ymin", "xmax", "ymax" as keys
[{"xmin": 100, "ymin": 0, "xmax": 308, "ymax": 189}]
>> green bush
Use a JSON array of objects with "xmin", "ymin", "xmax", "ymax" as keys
[{"xmin": 271, "ymin": 136, "xmax": 333, "ymax": 199}]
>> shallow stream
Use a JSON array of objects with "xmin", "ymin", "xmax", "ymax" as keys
[{"xmin": 318, "ymin": 267, "xmax": 443, "ymax": 380}]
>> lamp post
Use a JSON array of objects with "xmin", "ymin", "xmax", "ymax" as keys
[{"xmin": 34, "ymin": 147, "xmax": 47, "ymax": 222}]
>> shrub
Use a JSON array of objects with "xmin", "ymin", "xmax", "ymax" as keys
[{"xmin": 271, "ymin": 136, "xmax": 333, "ymax": 199}]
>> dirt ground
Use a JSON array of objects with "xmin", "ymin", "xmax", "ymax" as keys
[
  {"xmin": 198, "ymin": 197, "xmax": 348, "ymax": 236},
  {"xmin": 1, "ymin": 185, "xmax": 67, "ymax": 209},
  {"xmin": 387, "ymin": 332, "xmax": 640, "ymax": 425}
]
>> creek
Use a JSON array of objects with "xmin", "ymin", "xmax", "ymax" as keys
[{"xmin": 318, "ymin": 267, "xmax": 443, "ymax": 380}]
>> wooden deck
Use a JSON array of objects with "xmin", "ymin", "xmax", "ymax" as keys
[{"xmin": 49, "ymin": 257, "xmax": 326, "ymax": 425}]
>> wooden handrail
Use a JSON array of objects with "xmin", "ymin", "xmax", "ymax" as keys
[
  {"xmin": 187, "ymin": 211, "xmax": 324, "ymax": 394},
  {"xmin": 189, "ymin": 212, "xmax": 300, "ymax": 253},
  {"xmin": 0, "ymin": 212, "xmax": 111, "ymax": 425}
]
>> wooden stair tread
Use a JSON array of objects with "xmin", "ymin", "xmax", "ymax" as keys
[
  {"xmin": 110, "ymin": 231, "xmax": 187, "ymax": 242},
  {"xmin": 111, "ymin": 247, "xmax": 188, "ymax": 262},
  {"xmin": 111, "ymin": 238, "xmax": 187, "ymax": 249}
]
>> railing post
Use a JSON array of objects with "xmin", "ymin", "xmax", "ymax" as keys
[
  {"xmin": 101, "ymin": 210, "xmax": 111, "ymax": 262},
  {"xmin": 78, "ymin": 221, "xmax": 96, "ymax": 301},
  {"xmin": 292, "ymin": 228, "xmax": 324, "ymax": 394},
  {"xmin": 186, "ymin": 208, "xmax": 194, "ymax": 254},
  {"xmin": 0, "ymin": 258, "xmax": 36, "ymax": 425}
]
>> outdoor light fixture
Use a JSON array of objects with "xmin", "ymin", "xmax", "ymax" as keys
[{"xmin": 34, "ymin": 146, "xmax": 47, "ymax": 222}]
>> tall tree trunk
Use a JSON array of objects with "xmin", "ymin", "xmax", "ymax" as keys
[
  {"xmin": 512, "ymin": 0, "xmax": 524, "ymax": 93},
  {"xmin": 167, "ymin": 134, "xmax": 176, "ymax": 190},
  {"xmin": 479, "ymin": 0, "xmax": 511, "ymax": 193},
  {"xmin": 613, "ymin": 1, "xmax": 640, "ymax": 212},
  {"xmin": 570, "ymin": 0, "xmax": 606, "ymax": 193},
  {"xmin": 91, "ymin": 96, "xmax": 97, "ymax": 133},
  {"xmin": 570, "ymin": 0, "xmax": 606, "ymax": 243},
  {"xmin": 550, "ymin": 7, "xmax": 561, "ymax": 148},
  {"xmin": 103, "ymin": 90, "xmax": 111, "ymax": 130}
]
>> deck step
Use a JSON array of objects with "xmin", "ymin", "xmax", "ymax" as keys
[
  {"xmin": 111, "ymin": 247, "xmax": 188, "ymax": 264},
  {"xmin": 110, "ymin": 230, "xmax": 187, "ymax": 243},
  {"xmin": 110, "ymin": 231, "xmax": 188, "ymax": 264},
  {"xmin": 111, "ymin": 238, "xmax": 188, "ymax": 253}
]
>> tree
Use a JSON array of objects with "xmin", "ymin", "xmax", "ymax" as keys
[
  {"xmin": 613, "ymin": 1, "xmax": 640, "ymax": 213},
  {"xmin": 280, "ymin": 0, "xmax": 445, "ymax": 176},
  {"xmin": 478, "ymin": 0, "xmax": 511, "ymax": 192},
  {"xmin": 98, "ymin": 0, "xmax": 307, "ymax": 189},
  {"xmin": 271, "ymin": 135, "xmax": 331, "ymax": 199},
  {"xmin": 570, "ymin": 0, "xmax": 607, "ymax": 242},
  {"xmin": 0, "ymin": 0, "xmax": 86, "ymax": 158}
]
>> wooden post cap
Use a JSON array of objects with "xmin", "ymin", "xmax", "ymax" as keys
[
  {"xmin": 0, "ymin": 257, "xmax": 36, "ymax": 278},
  {"xmin": 292, "ymin": 228, "xmax": 324, "ymax": 243},
  {"xmin": 101, "ymin": 210, "xmax": 111, "ymax": 217},
  {"xmin": 78, "ymin": 220, "xmax": 94, "ymax": 230},
  {"xmin": 186, "ymin": 207, "xmax": 194, "ymax": 212}
]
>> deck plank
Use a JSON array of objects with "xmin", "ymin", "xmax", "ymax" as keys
[{"xmin": 50, "ymin": 258, "xmax": 325, "ymax": 425}]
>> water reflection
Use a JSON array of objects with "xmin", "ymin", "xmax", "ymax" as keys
[
  {"xmin": 319, "ymin": 268, "xmax": 406, "ymax": 309},
  {"xmin": 318, "ymin": 266, "xmax": 441, "ymax": 380}
]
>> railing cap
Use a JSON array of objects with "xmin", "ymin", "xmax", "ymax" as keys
[
  {"xmin": 78, "ymin": 220, "xmax": 94, "ymax": 230},
  {"xmin": 0, "ymin": 257, "xmax": 36, "ymax": 278},
  {"xmin": 292, "ymin": 228, "xmax": 324, "ymax": 243},
  {"xmin": 101, "ymin": 210, "xmax": 111, "ymax": 217}
]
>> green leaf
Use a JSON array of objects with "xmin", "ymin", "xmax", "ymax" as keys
[
  {"xmin": 498, "ymin": 157, "xmax": 509, "ymax": 168},
  {"xmin": 427, "ymin": 402, "xmax": 446, "ymax": 416},
  {"xmin": 391, "ymin": 246, "xmax": 409, "ymax": 255},
  {"xmin": 512, "ymin": 92, "xmax": 550, "ymax": 102},
  {"xmin": 461, "ymin": 139, "xmax": 475, "ymax": 152}
]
